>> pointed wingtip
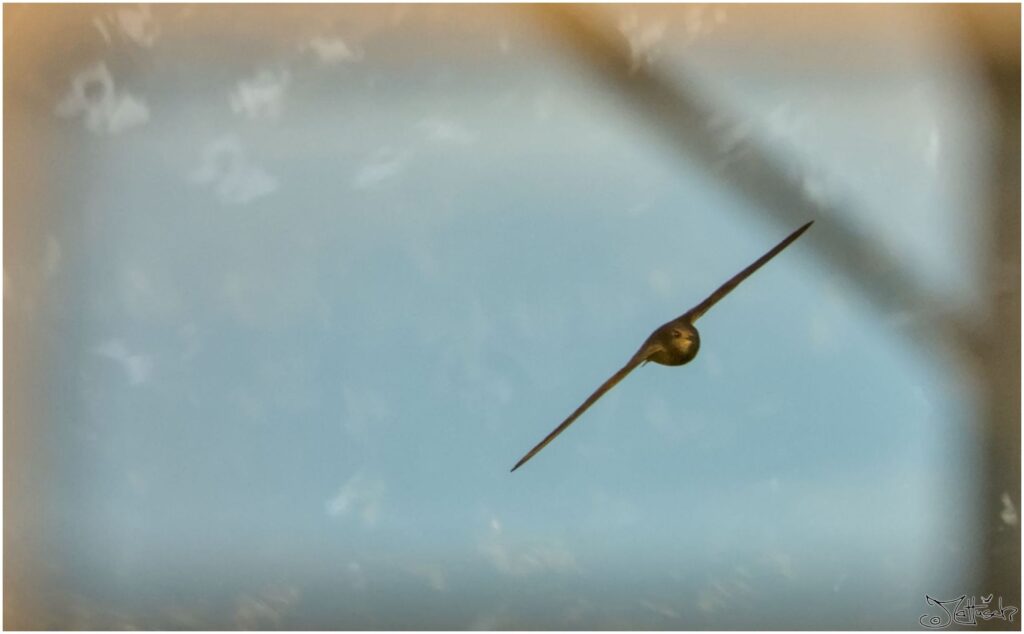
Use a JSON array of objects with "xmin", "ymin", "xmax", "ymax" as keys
[{"xmin": 787, "ymin": 220, "xmax": 814, "ymax": 243}]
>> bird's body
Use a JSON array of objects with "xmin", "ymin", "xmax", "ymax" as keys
[
  {"xmin": 511, "ymin": 221, "xmax": 813, "ymax": 472},
  {"xmin": 641, "ymin": 320, "xmax": 700, "ymax": 366}
]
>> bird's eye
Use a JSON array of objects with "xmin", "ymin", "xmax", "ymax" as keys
[{"xmin": 671, "ymin": 330, "xmax": 682, "ymax": 338}]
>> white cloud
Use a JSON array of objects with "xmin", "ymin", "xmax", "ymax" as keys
[
  {"xmin": 418, "ymin": 117, "xmax": 476, "ymax": 145},
  {"xmin": 617, "ymin": 12, "xmax": 667, "ymax": 71},
  {"xmin": 94, "ymin": 339, "xmax": 153, "ymax": 386},
  {"xmin": 1001, "ymin": 492, "xmax": 1018, "ymax": 527},
  {"xmin": 695, "ymin": 564, "xmax": 757, "ymax": 616},
  {"xmin": 107, "ymin": 94, "xmax": 149, "ymax": 133},
  {"xmin": 233, "ymin": 587, "xmax": 299, "ymax": 629},
  {"xmin": 325, "ymin": 473, "xmax": 385, "ymax": 527},
  {"xmin": 640, "ymin": 599, "xmax": 680, "ymax": 620},
  {"xmin": 762, "ymin": 550, "xmax": 795, "ymax": 579},
  {"xmin": 618, "ymin": 6, "xmax": 723, "ymax": 70},
  {"xmin": 190, "ymin": 136, "xmax": 278, "ymax": 205},
  {"xmin": 682, "ymin": 4, "xmax": 715, "ymax": 39},
  {"xmin": 801, "ymin": 174, "xmax": 831, "ymax": 208},
  {"xmin": 405, "ymin": 563, "xmax": 447, "ymax": 592},
  {"xmin": 832, "ymin": 571, "xmax": 849, "ymax": 593},
  {"xmin": 230, "ymin": 69, "xmax": 289, "ymax": 119},
  {"xmin": 93, "ymin": 17, "xmax": 112, "ymax": 44},
  {"xmin": 479, "ymin": 516, "xmax": 576, "ymax": 576},
  {"xmin": 55, "ymin": 62, "xmax": 150, "ymax": 134},
  {"xmin": 303, "ymin": 36, "xmax": 363, "ymax": 64},
  {"xmin": 351, "ymin": 148, "xmax": 412, "ymax": 190},
  {"xmin": 116, "ymin": 4, "xmax": 160, "ymax": 48}
]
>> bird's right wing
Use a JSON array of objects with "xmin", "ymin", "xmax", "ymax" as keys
[{"xmin": 511, "ymin": 356, "xmax": 644, "ymax": 472}]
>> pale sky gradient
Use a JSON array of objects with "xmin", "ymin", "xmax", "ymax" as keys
[{"xmin": 5, "ymin": 4, "xmax": 1000, "ymax": 629}]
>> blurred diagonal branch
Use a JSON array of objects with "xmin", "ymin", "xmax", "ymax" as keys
[
  {"xmin": 530, "ymin": 3, "xmax": 1020, "ymax": 613},
  {"xmin": 529, "ymin": 4, "xmax": 986, "ymax": 370}
]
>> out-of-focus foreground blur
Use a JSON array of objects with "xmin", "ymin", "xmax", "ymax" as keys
[{"xmin": 5, "ymin": 4, "xmax": 1019, "ymax": 629}]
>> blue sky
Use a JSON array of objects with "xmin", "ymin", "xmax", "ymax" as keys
[{"xmin": 9, "ymin": 3, "xmax": 999, "ymax": 628}]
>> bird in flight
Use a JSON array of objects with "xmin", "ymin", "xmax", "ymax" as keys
[{"xmin": 511, "ymin": 221, "xmax": 813, "ymax": 472}]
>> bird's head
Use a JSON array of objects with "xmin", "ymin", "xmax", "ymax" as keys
[{"xmin": 665, "ymin": 323, "xmax": 700, "ymax": 361}]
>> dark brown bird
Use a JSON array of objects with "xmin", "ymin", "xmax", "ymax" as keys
[{"xmin": 511, "ymin": 221, "xmax": 813, "ymax": 472}]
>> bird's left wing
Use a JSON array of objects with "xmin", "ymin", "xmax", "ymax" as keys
[
  {"xmin": 511, "ymin": 356, "xmax": 644, "ymax": 472},
  {"xmin": 680, "ymin": 221, "xmax": 813, "ymax": 323}
]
